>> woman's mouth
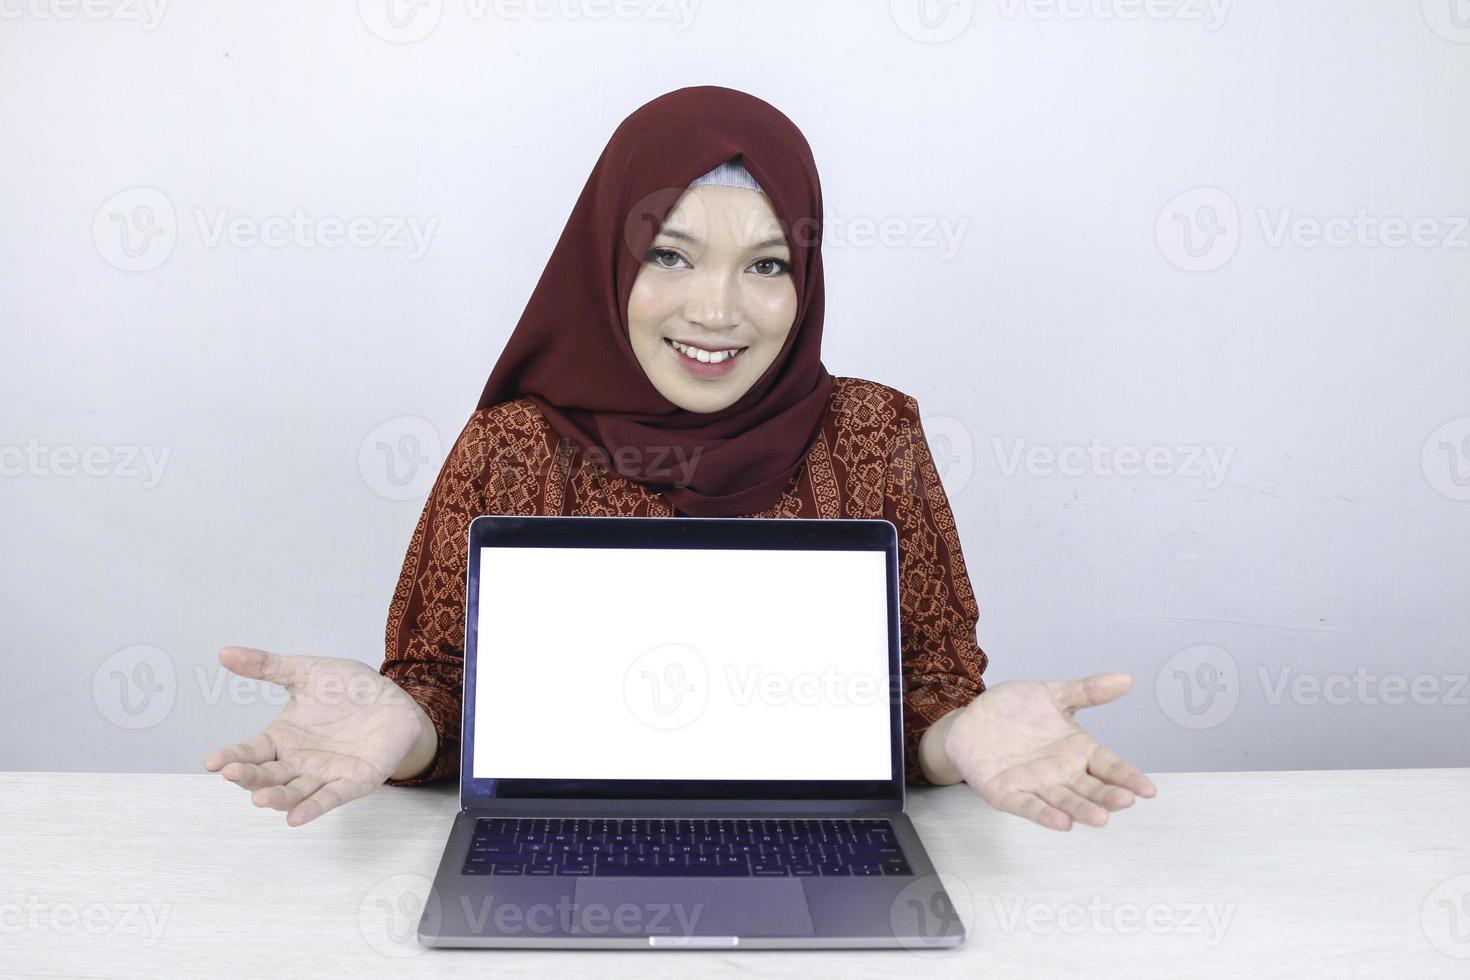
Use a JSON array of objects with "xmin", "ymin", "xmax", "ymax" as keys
[{"xmin": 665, "ymin": 337, "xmax": 747, "ymax": 378}]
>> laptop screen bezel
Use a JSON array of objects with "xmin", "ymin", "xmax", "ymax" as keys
[{"xmin": 457, "ymin": 514, "xmax": 905, "ymax": 809}]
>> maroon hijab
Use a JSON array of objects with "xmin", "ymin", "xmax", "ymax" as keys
[{"xmin": 474, "ymin": 85, "xmax": 833, "ymax": 517}]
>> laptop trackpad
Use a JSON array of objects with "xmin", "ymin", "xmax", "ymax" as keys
[{"xmin": 571, "ymin": 878, "xmax": 815, "ymax": 940}]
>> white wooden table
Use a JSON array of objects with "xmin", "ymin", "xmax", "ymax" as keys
[{"xmin": 2, "ymin": 769, "xmax": 1467, "ymax": 977}]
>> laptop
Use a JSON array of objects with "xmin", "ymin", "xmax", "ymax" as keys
[{"xmin": 417, "ymin": 514, "xmax": 967, "ymax": 949}]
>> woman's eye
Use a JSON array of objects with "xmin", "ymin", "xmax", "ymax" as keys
[
  {"xmin": 751, "ymin": 257, "xmax": 790, "ymax": 277},
  {"xmin": 646, "ymin": 247, "xmax": 688, "ymax": 269}
]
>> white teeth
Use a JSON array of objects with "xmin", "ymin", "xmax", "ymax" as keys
[{"xmin": 670, "ymin": 339, "xmax": 744, "ymax": 364}]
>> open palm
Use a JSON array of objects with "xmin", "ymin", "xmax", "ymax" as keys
[
  {"xmin": 941, "ymin": 673, "xmax": 1157, "ymax": 831},
  {"xmin": 202, "ymin": 646, "xmax": 428, "ymax": 826}
]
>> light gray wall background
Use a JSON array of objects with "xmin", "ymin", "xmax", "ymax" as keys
[{"xmin": 2, "ymin": 0, "xmax": 1467, "ymax": 776}]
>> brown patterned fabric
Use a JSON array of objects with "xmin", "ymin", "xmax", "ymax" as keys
[{"xmin": 379, "ymin": 376, "xmax": 988, "ymax": 787}]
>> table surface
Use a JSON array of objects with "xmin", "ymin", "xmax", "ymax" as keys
[{"xmin": 2, "ymin": 768, "xmax": 1468, "ymax": 978}]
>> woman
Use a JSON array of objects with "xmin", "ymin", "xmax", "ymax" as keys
[{"xmin": 204, "ymin": 85, "xmax": 1156, "ymax": 831}]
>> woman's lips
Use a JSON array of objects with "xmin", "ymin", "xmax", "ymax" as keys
[{"xmin": 665, "ymin": 337, "xmax": 745, "ymax": 379}]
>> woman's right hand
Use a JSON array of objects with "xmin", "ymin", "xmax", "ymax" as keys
[{"xmin": 202, "ymin": 645, "xmax": 438, "ymax": 826}]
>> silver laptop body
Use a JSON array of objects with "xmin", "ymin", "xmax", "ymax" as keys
[{"xmin": 417, "ymin": 514, "xmax": 966, "ymax": 950}]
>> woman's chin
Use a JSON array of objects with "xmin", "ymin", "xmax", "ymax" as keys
[{"xmin": 657, "ymin": 377, "xmax": 750, "ymax": 414}]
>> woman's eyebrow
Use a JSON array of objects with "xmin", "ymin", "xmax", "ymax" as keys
[{"xmin": 655, "ymin": 226, "xmax": 790, "ymax": 250}]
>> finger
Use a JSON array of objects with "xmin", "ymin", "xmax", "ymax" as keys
[
  {"xmin": 1069, "ymin": 771, "xmax": 1135, "ymax": 811},
  {"xmin": 287, "ymin": 778, "xmax": 365, "ymax": 827},
  {"xmin": 1037, "ymin": 784, "xmax": 1109, "ymax": 827},
  {"xmin": 252, "ymin": 773, "xmax": 326, "ymax": 812},
  {"xmin": 217, "ymin": 645, "xmax": 306, "ymax": 689},
  {"xmin": 1087, "ymin": 746, "xmax": 1157, "ymax": 797},
  {"xmin": 987, "ymin": 786, "xmax": 1072, "ymax": 832},
  {"xmin": 204, "ymin": 731, "xmax": 277, "ymax": 772},
  {"xmin": 1049, "ymin": 672, "xmax": 1134, "ymax": 714},
  {"xmin": 226, "ymin": 759, "xmax": 298, "ymax": 791}
]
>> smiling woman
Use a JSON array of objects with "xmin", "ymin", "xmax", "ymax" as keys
[
  {"xmin": 204, "ymin": 85, "xmax": 1155, "ymax": 833},
  {"xmin": 469, "ymin": 85, "xmax": 836, "ymax": 520}
]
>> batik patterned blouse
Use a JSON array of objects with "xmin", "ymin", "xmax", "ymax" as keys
[{"xmin": 379, "ymin": 376, "xmax": 988, "ymax": 787}]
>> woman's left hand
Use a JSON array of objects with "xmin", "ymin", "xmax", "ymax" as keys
[{"xmin": 923, "ymin": 673, "xmax": 1157, "ymax": 831}]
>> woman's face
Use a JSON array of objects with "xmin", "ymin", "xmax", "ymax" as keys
[{"xmin": 626, "ymin": 184, "xmax": 798, "ymax": 414}]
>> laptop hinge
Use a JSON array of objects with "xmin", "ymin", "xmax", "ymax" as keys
[{"xmin": 458, "ymin": 796, "xmax": 904, "ymax": 816}]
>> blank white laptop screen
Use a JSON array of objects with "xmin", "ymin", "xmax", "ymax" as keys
[{"xmin": 472, "ymin": 546, "xmax": 893, "ymax": 781}]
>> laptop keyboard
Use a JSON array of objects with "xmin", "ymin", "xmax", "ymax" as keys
[{"xmin": 462, "ymin": 817, "xmax": 913, "ymax": 877}]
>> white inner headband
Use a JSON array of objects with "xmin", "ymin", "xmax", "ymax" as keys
[{"xmin": 688, "ymin": 155, "xmax": 764, "ymax": 193}]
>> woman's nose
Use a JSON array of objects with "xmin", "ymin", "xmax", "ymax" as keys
[{"xmin": 683, "ymin": 269, "xmax": 741, "ymax": 329}]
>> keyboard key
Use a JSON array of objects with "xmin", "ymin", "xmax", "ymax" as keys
[{"xmin": 465, "ymin": 854, "xmax": 530, "ymax": 867}]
